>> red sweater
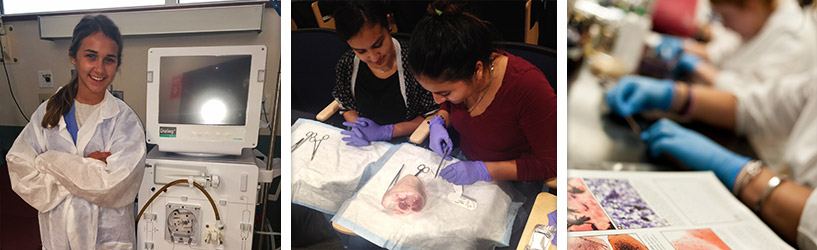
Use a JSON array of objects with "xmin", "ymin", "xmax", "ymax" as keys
[{"xmin": 441, "ymin": 51, "xmax": 556, "ymax": 181}]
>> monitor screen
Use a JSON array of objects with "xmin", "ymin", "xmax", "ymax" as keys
[{"xmin": 158, "ymin": 55, "xmax": 251, "ymax": 126}]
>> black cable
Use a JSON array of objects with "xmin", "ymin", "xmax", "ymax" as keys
[{"xmin": 0, "ymin": 26, "xmax": 28, "ymax": 122}]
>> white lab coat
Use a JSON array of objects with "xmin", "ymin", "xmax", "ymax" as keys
[
  {"xmin": 5, "ymin": 91, "xmax": 146, "ymax": 250},
  {"xmin": 712, "ymin": 0, "xmax": 817, "ymax": 167},
  {"xmin": 734, "ymin": 71, "xmax": 817, "ymax": 250},
  {"xmin": 713, "ymin": 0, "xmax": 817, "ymax": 93}
]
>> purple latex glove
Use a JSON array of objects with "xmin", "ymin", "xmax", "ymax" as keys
[
  {"xmin": 547, "ymin": 210, "xmax": 557, "ymax": 246},
  {"xmin": 340, "ymin": 127, "xmax": 370, "ymax": 146},
  {"xmin": 429, "ymin": 116, "xmax": 453, "ymax": 160},
  {"xmin": 342, "ymin": 117, "xmax": 393, "ymax": 144},
  {"xmin": 440, "ymin": 161, "xmax": 492, "ymax": 185}
]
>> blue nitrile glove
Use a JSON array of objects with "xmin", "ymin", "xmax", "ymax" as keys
[
  {"xmin": 673, "ymin": 52, "xmax": 701, "ymax": 75},
  {"xmin": 429, "ymin": 116, "xmax": 453, "ymax": 160},
  {"xmin": 340, "ymin": 127, "xmax": 370, "ymax": 146},
  {"xmin": 605, "ymin": 75, "xmax": 674, "ymax": 117},
  {"xmin": 655, "ymin": 35, "xmax": 684, "ymax": 62},
  {"xmin": 342, "ymin": 117, "xmax": 393, "ymax": 144},
  {"xmin": 547, "ymin": 210, "xmax": 557, "ymax": 246},
  {"xmin": 641, "ymin": 118, "xmax": 750, "ymax": 188},
  {"xmin": 440, "ymin": 161, "xmax": 492, "ymax": 185}
]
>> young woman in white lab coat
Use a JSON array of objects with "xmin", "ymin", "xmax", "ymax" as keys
[
  {"xmin": 658, "ymin": 0, "xmax": 817, "ymax": 92},
  {"xmin": 5, "ymin": 15, "xmax": 145, "ymax": 249},
  {"xmin": 606, "ymin": 69, "xmax": 817, "ymax": 248}
]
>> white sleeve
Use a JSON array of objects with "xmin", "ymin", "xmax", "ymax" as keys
[
  {"xmin": 705, "ymin": 23, "xmax": 742, "ymax": 64},
  {"xmin": 714, "ymin": 36, "xmax": 809, "ymax": 93},
  {"xmin": 798, "ymin": 190, "xmax": 817, "ymax": 250},
  {"xmin": 40, "ymin": 108, "xmax": 146, "ymax": 209},
  {"xmin": 5, "ymin": 105, "xmax": 70, "ymax": 212},
  {"xmin": 735, "ymin": 72, "xmax": 816, "ymax": 137}
]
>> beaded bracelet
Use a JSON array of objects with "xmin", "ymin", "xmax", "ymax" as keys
[{"xmin": 732, "ymin": 160, "xmax": 763, "ymax": 196}]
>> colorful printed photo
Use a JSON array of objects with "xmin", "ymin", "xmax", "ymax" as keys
[
  {"xmin": 584, "ymin": 178, "xmax": 668, "ymax": 229},
  {"xmin": 663, "ymin": 229, "xmax": 731, "ymax": 250},
  {"xmin": 568, "ymin": 178, "xmax": 615, "ymax": 231}
]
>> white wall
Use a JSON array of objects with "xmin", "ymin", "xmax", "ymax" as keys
[{"xmin": 0, "ymin": 7, "xmax": 281, "ymax": 136}]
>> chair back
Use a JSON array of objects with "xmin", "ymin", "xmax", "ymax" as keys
[
  {"xmin": 291, "ymin": 28, "xmax": 350, "ymax": 113},
  {"xmin": 496, "ymin": 41, "xmax": 556, "ymax": 93}
]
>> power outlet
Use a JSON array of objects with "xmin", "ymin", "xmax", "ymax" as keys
[{"xmin": 38, "ymin": 70, "xmax": 53, "ymax": 88}]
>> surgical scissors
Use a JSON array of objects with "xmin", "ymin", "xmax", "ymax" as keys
[
  {"xmin": 291, "ymin": 131, "xmax": 315, "ymax": 152},
  {"xmin": 309, "ymin": 132, "xmax": 330, "ymax": 160},
  {"xmin": 414, "ymin": 164, "xmax": 430, "ymax": 177}
]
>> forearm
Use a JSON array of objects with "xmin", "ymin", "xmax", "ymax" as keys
[
  {"xmin": 670, "ymin": 83, "xmax": 737, "ymax": 130},
  {"xmin": 392, "ymin": 116, "xmax": 424, "ymax": 137},
  {"xmin": 739, "ymin": 168, "xmax": 811, "ymax": 243},
  {"xmin": 693, "ymin": 62, "xmax": 719, "ymax": 86},
  {"xmin": 484, "ymin": 160, "xmax": 518, "ymax": 181},
  {"xmin": 343, "ymin": 110, "xmax": 360, "ymax": 122},
  {"xmin": 683, "ymin": 39, "xmax": 709, "ymax": 60}
]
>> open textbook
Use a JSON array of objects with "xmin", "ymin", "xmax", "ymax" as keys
[{"xmin": 567, "ymin": 169, "xmax": 793, "ymax": 250}]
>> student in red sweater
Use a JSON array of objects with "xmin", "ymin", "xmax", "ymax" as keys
[{"xmin": 407, "ymin": 1, "xmax": 556, "ymax": 186}]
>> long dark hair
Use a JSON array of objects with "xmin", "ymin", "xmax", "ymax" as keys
[
  {"xmin": 42, "ymin": 14, "xmax": 122, "ymax": 129},
  {"xmin": 333, "ymin": 0, "xmax": 390, "ymax": 41},
  {"xmin": 407, "ymin": 1, "xmax": 498, "ymax": 83}
]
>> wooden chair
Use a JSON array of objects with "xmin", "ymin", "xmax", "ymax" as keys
[
  {"xmin": 311, "ymin": 1, "xmax": 336, "ymax": 29},
  {"xmin": 524, "ymin": 0, "xmax": 541, "ymax": 45}
]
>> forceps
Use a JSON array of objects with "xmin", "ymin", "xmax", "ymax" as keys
[
  {"xmin": 434, "ymin": 141, "xmax": 450, "ymax": 178},
  {"xmin": 291, "ymin": 131, "xmax": 315, "ymax": 152},
  {"xmin": 387, "ymin": 164, "xmax": 406, "ymax": 191},
  {"xmin": 309, "ymin": 132, "xmax": 330, "ymax": 160}
]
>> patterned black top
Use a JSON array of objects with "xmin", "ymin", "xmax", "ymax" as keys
[{"xmin": 331, "ymin": 38, "xmax": 438, "ymax": 122}]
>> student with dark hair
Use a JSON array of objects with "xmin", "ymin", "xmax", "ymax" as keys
[
  {"xmin": 331, "ymin": 0, "xmax": 438, "ymax": 146},
  {"xmin": 409, "ymin": 1, "xmax": 556, "ymax": 186},
  {"xmin": 6, "ymin": 15, "xmax": 146, "ymax": 249}
]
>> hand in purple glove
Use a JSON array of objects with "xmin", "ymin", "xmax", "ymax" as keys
[
  {"xmin": 440, "ymin": 161, "xmax": 492, "ymax": 185},
  {"xmin": 340, "ymin": 127, "xmax": 370, "ymax": 146},
  {"xmin": 547, "ymin": 210, "xmax": 557, "ymax": 246},
  {"xmin": 341, "ymin": 117, "xmax": 393, "ymax": 146},
  {"xmin": 429, "ymin": 116, "xmax": 453, "ymax": 160}
]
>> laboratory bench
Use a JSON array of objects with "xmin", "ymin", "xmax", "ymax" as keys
[{"xmin": 567, "ymin": 62, "xmax": 758, "ymax": 172}]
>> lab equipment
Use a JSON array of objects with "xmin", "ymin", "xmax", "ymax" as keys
[
  {"xmin": 138, "ymin": 45, "xmax": 275, "ymax": 250},
  {"xmin": 434, "ymin": 142, "xmax": 449, "ymax": 178},
  {"xmin": 291, "ymin": 133, "xmax": 309, "ymax": 152},
  {"xmin": 6, "ymin": 91, "xmax": 146, "ymax": 250},
  {"xmin": 642, "ymin": 119, "xmax": 750, "ymax": 188},
  {"xmin": 291, "ymin": 119, "xmax": 395, "ymax": 214},
  {"xmin": 137, "ymin": 148, "xmax": 269, "ymax": 250},
  {"xmin": 605, "ymin": 75, "xmax": 673, "ymax": 117},
  {"xmin": 414, "ymin": 164, "xmax": 430, "ymax": 177},
  {"xmin": 145, "ymin": 45, "xmax": 267, "ymax": 155},
  {"xmin": 386, "ymin": 164, "xmax": 406, "ymax": 191},
  {"xmin": 439, "ymin": 161, "xmax": 493, "ymax": 185},
  {"xmin": 307, "ymin": 132, "xmax": 330, "ymax": 161},
  {"xmin": 333, "ymin": 143, "xmax": 521, "ymax": 249},
  {"xmin": 428, "ymin": 116, "xmax": 453, "ymax": 160}
]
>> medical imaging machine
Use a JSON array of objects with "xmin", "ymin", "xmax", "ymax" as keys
[{"xmin": 137, "ymin": 45, "xmax": 278, "ymax": 250}]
